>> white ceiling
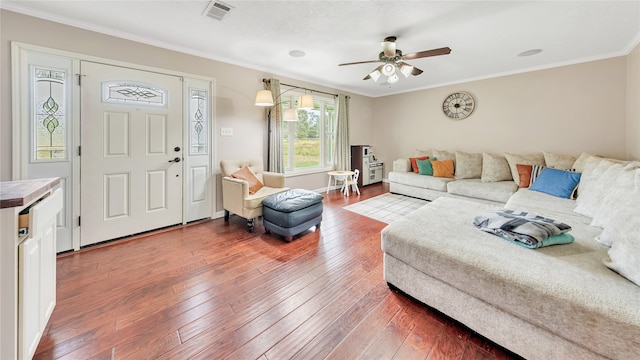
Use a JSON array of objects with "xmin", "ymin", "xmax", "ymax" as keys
[{"xmin": 3, "ymin": 1, "xmax": 640, "ymax": 97}]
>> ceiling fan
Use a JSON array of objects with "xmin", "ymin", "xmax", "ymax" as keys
[{"xmin": 338, "ymin": 36, "xmax": 451, "ymax": 84}]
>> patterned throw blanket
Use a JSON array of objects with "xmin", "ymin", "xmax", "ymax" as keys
[{"xmin": 473, "ymin": 210, "xmax": 574, "ymax": 249}]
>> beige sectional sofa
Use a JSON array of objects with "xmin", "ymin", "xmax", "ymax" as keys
[
  {"xmin": 382, "ymin": 152, "xmax": 640, "ymax": 359},
  {"xmin": 387, "ymin": 150, "xmax": 573, "ymax": 204}
]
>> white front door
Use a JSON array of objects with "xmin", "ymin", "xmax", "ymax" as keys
[{"xmin": 80, "ymin": 62, "xmax": 183, "ymax": 246}]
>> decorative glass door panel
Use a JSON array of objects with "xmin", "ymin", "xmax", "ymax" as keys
[{"xmin": 34, "ymin": 68, "xmax": 67, "ymax": 161}]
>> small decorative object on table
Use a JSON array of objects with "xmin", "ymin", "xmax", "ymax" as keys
[{"xmin": 262, "ymin": 189, "xmax": 324, "ymax": 241}]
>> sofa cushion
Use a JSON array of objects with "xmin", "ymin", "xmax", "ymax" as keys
[
  {"xmin": 592, "ymin": 162, "xmax": 640, "ymax": 224},
  {"xmin": 481, "ymin": 153, "xmax": 512, "ymax": 182},
  {"xmin": 413, "ymin": 149, "xmax": 432, "ymax": 157},
  {"xmin": 432, "ymin": 159, "xmax": 455, "ymax": 178},
  {"xmin": 544, "ymin": 152, "xmax": 577, "ymax": 170},
  {"xmin": 505, "ymin": 189, "xmax": 590, "ymax": 226},
  {"xmin": 416, "ymin": 158, "xmax": 435, "ymax": 175},
  {"xmin": 393, "ymin": 158, "xmax": 412, "ymax": 172},
  {"xmin": 231, "ymin": 166, "xmax": 264, "ymax": 194},
  {"xmin": 594, "ymin": 164, "xmax": 640, "ymax": 247},
  {"xmin": 455, "ymin": 151, "xmax": 482, "ymax": 179},
  {"xmin": 410, "ymin": 156, "xmax": 430, "ymax": 173},
  {"xmin": 529, "ymin": 168, "xmax": 581, "ymax": 199},
  {"xmin": 572, "ymin": 152, "xmax": 598, "ymax": 173},
  {"xmin": 516, "ymin": 164, "xmax": 533, "ymax": 188},
  {"xmin": 447, "ymin": 179, "xmax": 517, "ymax": 203},
  {"xmin": 432, "ymin": 149, "xmax": 456, "ymax": 162},
  {"xmin": 388, "ymin": 171, "xmax": 453, "ymax": 192},
  {"xmin": 504, "ymin": 152, "xmax": 546, "ymax": 183},
  {"xmin": 575, "ymin": 159, "xmax": 622, "ymax": 218},
  {"xmin": 601, "ymin": 167, "xmax": 640, "ymax": 286},
  {"xmin": 382, "ymin": 197, "xmax": 640, "ymax": 360}
]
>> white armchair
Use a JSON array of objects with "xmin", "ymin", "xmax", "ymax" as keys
[{"xmin": 220, "ymin": 158, "xmax": 289, "ymax": 231}]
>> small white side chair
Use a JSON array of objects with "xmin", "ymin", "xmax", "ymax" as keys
[{"xmin": 344, "ymin": 169, "xmax": 360, "ymax": 196}]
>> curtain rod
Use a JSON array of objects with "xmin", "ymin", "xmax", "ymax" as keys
[{"xmin": 262, "ymin": 78, "xmax": 341, "ymax": 98}]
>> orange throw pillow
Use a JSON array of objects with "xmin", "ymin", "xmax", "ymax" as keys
[
  {"xmin": 410, "ymin": 156, "xmax": 430, "ymax": 173},
  {"xmin": 231, "ymin": 166, "xmax": 264, "ymax": 194},
  {"xmin": 516, "ymin": 164, "xmax": 533, "ymax": 188},
  {"xmin": 431, "ymin": 159, "xmax": 455, "ymax": 178}
]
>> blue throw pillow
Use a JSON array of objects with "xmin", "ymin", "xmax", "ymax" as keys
[
  {"xmin": 417, "ymin": 157, "xmax": 437, "ymax": 175},
  {"xmin": 529, "ymin": 168, "xmax": 581, "ymax": 199}
]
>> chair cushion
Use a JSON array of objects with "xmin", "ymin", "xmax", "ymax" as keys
[{"xmin": 243, "ymin": 186, "xmax": 289, "ymax": 210}]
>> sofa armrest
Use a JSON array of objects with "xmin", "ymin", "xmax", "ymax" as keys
[
  {"xmin": 262, "ymin": 171, "xmax": 286, "ymax": 188},
  {"xmin": 393, "ymin": 159, "xmax": 412, "ymax": 172}
]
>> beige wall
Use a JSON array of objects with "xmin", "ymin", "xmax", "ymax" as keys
[
  {"xmin": 0, "ymin": 10, "xmax": 374, "ymax": 212},
  {"xmin": 371, "ymin": 56, "xmax": 630, "ymax": 176},
  {"xmin": 1, "ymin": 9, "xmax": 637, "ymax": 204},
  {"xmin": 627, "ymin": 43, "xmax": 640, "ymax": 159}
]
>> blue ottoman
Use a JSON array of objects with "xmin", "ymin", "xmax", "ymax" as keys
[{"xmin": 262, "ymin": 189, "xmax": 324, "ymax": 241}]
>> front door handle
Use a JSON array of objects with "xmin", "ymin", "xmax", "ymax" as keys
[{"xmin": 168, "ymin": 157, "xmax": 181, "ymax": 163}]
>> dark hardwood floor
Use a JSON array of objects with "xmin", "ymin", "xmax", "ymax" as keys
[{"xmin": 35, "ymin": 183, "xmax": 520, "ymax": 360}]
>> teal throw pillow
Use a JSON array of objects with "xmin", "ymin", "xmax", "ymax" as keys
[
  {"xmin": 417, "ymin": 157, "xmax": 437, "ymax": 175},
  {"xmin": 529, "ymin": 168, "xmax": 581, "ymax": 199}
]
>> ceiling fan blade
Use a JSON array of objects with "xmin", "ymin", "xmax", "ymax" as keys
[
  {"xmin": 402, "ymin": 47, "xmax": 452, "ymax": 60},
  {"xmin": 339, "ymin": 59, "xmax": 381, "ymax": 66},
  {"xmin": 411, "ymin": 66, "xmax": 424, "ymax": 76}
]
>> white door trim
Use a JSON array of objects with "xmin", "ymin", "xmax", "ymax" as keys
[{"xmin": 11, "ymin": 42, "xmax": 216, "ymax": 251}]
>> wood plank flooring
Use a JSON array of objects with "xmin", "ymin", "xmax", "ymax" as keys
[{"xmin": 35, "ymin": 183, "xmax": 521, "ymax": 360}]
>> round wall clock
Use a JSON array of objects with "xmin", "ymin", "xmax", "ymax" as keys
[{"xmin": 442, "ymin": 91, "xmax": 475, "ymax": 120}]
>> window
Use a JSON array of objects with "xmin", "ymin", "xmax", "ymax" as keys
[
  {"xmin": 33, "ymin": 67, "xmax": 67, "ymax": 161},
  {"xmin": 281, "ymin": 93, "xmax": 336, "ymax": 173},
  {"xmin": 189, "ymin": 88, "xmax": 208, "ymax": 155}
]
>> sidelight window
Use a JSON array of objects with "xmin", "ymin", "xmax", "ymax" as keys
[
  {"xmin": 34, "ymin": 67, "xmax": 67, "ymax": 160},
  {"xmin": 189, "ymin": 89, "xmax": 208, "ymax": 155}
]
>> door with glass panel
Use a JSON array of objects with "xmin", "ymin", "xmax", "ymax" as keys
[
  {"xmin": 80, "ymin": 62, "xmax": 183, "ymax": 246},
  {"xmin": 23, "ymin": 53, "xmax": 76, "ymax": 252}
]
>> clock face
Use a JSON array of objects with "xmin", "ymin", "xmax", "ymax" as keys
[{"xmin": 443, "ymin": 92, "xmax": 475, "ymax": 120}]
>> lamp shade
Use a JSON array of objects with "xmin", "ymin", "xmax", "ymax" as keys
[
  {"xmin": 387, "ymin": 73, "xmax": 399, "ymax": 84},
  {"xmin": 283, "ymin": 108, "xmax": 299, "ymax": 121},
  {"xmin": 381, "ymin": 40, "xmax": 396, "ymax": 57},
  {"xmin": 399, "ymin": 63, "xmax": 414, "ymax": 78},
  {"xmin": 369, "ymin": 69, "xmax": 381, "ymax": 82},
  {"xmin": 299, "ymin": 94, "xmax": 314, "ymax": 109},
  {"xmin": 255, "ymin": 90, "xmax": 274, "ymax": 106}
]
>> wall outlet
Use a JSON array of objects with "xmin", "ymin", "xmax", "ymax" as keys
[{"xmin": 220, "ymin": 127, "xmax": 233, "ymax": 136}]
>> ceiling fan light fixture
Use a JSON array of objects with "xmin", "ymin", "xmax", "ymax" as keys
[
  {"xmin": 369, "ymin": 69, "xmax": 381, "ymax": 82},
  {"xmin": 381, "ymin": 63, "xmax": 396, "ymax": 76},
  {"xmin": 387, "ymin": 73, "xmax": 399, "ymax": 84},
  {"xmin": 283, "ymin": 108, "xmax": 299, "ymax": 121},
  {"xmin": 299, "ymin": 94, "xmax": 314, "ymax": 109},
  {"xmin": 381, "ymin": 40, "xmax": 396, "ymax": 57},
  {"xmin": 399, "ymin": 64, "xmax": 414, "ymax": 78},
  {"xmin": 255, "ymin": 90, "xmax": 274, "ymax": 106}
]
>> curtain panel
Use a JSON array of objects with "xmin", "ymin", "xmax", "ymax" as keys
[
  {"xmin": 266, "ymin": 79, "xmax": 284, "ymax": 173},
  {"xmin": 334, "ymin": 94, "xmax": 350, "ymax": 171}
]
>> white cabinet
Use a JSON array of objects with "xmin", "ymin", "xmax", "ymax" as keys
[
  {"xmin": 19, "ymin": 235, "xmax": 43, "ymax": 358},
  {"xmin": 19, "ymin": 192, "xmax": 59, "ymax": 359},
  {"xmin": 0, "ymin": 179, "xmax": 61, "ymax": 360}
]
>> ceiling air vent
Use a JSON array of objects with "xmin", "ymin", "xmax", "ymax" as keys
[{"xmin": 203, "ymin": 1, "xmax": 234, "ymax": 21}]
